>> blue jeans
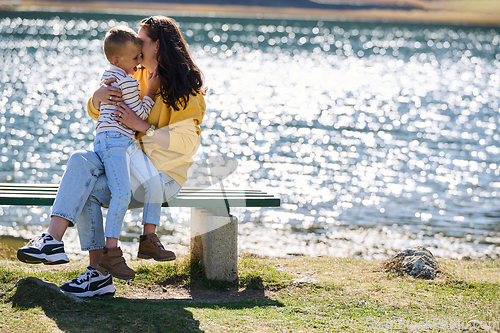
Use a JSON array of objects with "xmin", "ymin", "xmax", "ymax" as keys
[
  {"xmin": 51, "ymin": 149, "xmax": 181, "ymax": 251},
  {"xmin": 127, "ymin": 141, "xmax": 163, "ymax": 228},
  {"xmin": 94, "ymin": 131, "xmax": 134, "ymax": 239}
]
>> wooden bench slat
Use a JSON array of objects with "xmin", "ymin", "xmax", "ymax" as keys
[
  {"xmin": 0, "ymin": 191, "xmax": 274, "ymax": 197},
  {"xmin": 0, "ymin": 191, "xmax": 270, "ymax": 198},
  {"xmin": 164, "ymin": 197, "xmax": 281, "ymax": 208},
  {"xmin": 0, "ymin": 183, "xmax": 60, "ymax": 187},
  {"xmin": 0, "ymin": 196, "xmax": 280, "ymax": 208},
  {"xmin": 0, "ymin": 184, "xmax": 265, "ymax": 194},
  {"xmin": 0, "ymin": 190, "xmax": 58, "ymax": 195},
  {"xmin": 1, "ymin": 183, "xmax": 263, "ymax": 190},
  {"xmin": 0, "ymin": 197, "xmax": 56, "ymax": 206}
]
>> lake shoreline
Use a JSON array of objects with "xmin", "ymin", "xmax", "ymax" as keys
[
  {"xmin": 2, "ymin": 220, "xmax": 499, "ymax": 262},
  {"xmin": 1, "ymin": 0, "xmax": 500, "ymax": 26}
]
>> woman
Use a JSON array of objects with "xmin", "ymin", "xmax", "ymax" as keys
[{"xmin": 17, "ymin": 16, "xmax": 207, "ymax": 297}]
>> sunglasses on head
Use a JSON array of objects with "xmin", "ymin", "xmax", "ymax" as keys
[{"xmin": 145, "ymin": 16, "xmax": 159, "ymax": 32}]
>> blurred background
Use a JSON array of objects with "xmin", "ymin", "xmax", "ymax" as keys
[{"xmin": 0, "ymin": 0, "xmax": 499, "ymax": 261}]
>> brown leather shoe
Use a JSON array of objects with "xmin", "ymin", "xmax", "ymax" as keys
[
  {"xmin": 98, "ymin": 247, "xmax": 135, "ymax": 280},
  {"xmin": 137, "ymin": 233, "xmax": 176, "ymax": 261}
]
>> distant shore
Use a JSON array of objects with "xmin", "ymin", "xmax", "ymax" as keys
[{"xmin": 1, "ymin": 0, "xmax": 500, "ymax": 25}]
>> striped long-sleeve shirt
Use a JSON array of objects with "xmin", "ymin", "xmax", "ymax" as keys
[{"xmin": 96, "ymin": 65, "xmax": 154, "ymax": 139}]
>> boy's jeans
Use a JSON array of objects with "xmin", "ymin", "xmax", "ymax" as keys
[
  {"xmin": 51, "ymin": 147, "xmax": 181, "ymax": 251},
  {"xmin": 94, "ymin": 131, "xmax": 133, "ymax": 239}
]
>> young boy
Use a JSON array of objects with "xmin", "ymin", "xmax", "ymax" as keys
[{"xmin": 93, "ymin": 26, "xmax": 163, "ymax": 280}]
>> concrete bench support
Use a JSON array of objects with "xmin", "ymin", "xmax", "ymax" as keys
[{"xmin": 190, "ymin": 207, "xmax": 238, "ymax": 281}]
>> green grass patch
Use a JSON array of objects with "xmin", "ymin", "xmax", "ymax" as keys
[{"xmin": 1, "ymin": 257, "xmax": 499, "ymax": 332}]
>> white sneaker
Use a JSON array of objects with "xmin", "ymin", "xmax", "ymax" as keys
[
  {"xmin": 60, "ymin": 266, "xmax": 115, "ymax": 297},
  {"xmin": 17, "ymin": 233, "xmax": 69, "ymax": 265}
]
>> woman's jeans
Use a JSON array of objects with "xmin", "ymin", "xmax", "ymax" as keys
[{"xmin": 51, "ymin": 149, "xmax": 181, "ymax": 251}]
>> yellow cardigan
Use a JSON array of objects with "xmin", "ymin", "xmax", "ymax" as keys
[{"xmin": 87, "ymin": 67, "xmax": 206, "ymax": 186}]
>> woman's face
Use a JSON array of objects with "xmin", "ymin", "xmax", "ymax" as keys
[{"xmin": 138, "ymin": 28, "xmax": 158, "ymax": 71}]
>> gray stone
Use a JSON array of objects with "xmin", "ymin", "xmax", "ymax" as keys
[
  {"xmin": 16, "ymin": 277, "xmax": 86, "ymax": 303},
  {"xmin": 292, "ymin": 277, "xmax": 320, "ymax": 285},
  {"xmin": 386, "ymin": 246, "xmax": 441, "ymax": 279}
]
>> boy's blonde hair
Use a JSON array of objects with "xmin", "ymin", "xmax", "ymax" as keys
[{"xmin": 104, "ymin": 26, "xmax": 142, "ymax": 62}]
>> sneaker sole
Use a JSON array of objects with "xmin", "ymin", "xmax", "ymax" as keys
[
  {"xmin": 98, "ymin": 263, "xmax": 135, "ymax": 280},
  {"xmin": 137, "ymin": 252, "xmax": 176, "ymax": 261},
  {"xmin": 63, "ymin": 285, "xmax": 116, "ymax": 298},
  {"xmin": 17, "ymin": 250, "xmax": 69, "ymax": 265}
]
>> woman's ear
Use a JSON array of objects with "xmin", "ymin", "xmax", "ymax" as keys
[{"xmin": 155, "ymin": 40, "xmax": 159, "ymax": 53}]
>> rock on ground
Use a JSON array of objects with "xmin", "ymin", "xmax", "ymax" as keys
[
  {"xmin": 16, "ymin": 277, "xmax": 86, "ymax": 303},
  {"xmin": 384, "ymin": 246, "xmax": 441, "ymax": 279}
]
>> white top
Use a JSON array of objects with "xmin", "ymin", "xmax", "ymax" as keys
[{"xmin": 96, "ymin": 64, "xmax": 154, "ymax": 139}]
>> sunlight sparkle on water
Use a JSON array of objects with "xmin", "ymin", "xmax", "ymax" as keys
[{"xmin": 1, "ymin": 13, "xmax": 499, "ymax": 259}]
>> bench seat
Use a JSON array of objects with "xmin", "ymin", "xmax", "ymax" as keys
[
  {"xmin": 0, "ymin": 182, "xmax": 280, "ymax": 281},
  {"xmin": 0, "ymin": 183, "xmax": 280, "ymax": 208}
]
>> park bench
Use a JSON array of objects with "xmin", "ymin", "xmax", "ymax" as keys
[{"xmin": 0, "ymin": 182, "xmax": 280, "ymax": 281}]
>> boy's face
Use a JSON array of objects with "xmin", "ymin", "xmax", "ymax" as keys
[{"xmin": 114, "ymin": 42, "xmax": 143, "ymax": 75}]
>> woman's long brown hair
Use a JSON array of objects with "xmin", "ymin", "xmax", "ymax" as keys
[{"xmin": 139, "ymin": 16, "xmax": 206, "ymax": 111}]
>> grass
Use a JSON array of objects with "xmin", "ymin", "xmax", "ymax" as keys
[{"xmin": 1, "ymin": 254, "xmax": 499, "ymax": 332}]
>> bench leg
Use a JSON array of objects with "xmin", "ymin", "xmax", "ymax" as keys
[{"xmin": 190, "ymin": 207, "xmax": 238, "ymax": 281}]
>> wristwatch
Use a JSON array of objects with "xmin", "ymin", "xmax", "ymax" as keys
[{"xmin": 145, "ymin": 124, "xmax": 156, "ymax": 137}]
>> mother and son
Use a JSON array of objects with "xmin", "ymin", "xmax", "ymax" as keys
[{"xmin": 16, "ymin": 15, "xmax": 207, "ymax": 297}]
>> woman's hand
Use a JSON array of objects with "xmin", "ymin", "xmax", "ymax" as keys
[
  {"xmin": 145, "ymin": 70, "xmax": 160, "ymax": 100},
  {"xmin": 114, "ymin": 103, "xmax": 150, "ymax": 134},
  {"xmin": 114, "ymin": 102, "xmax": 171, "ymax": 149},
  {"xmin": 92, "ymin": 78, "xmax": 123, "ymax": 109}
]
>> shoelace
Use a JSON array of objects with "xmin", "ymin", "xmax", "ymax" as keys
[
  {"xmin": 26, "ymin": 235, "xmax": 45, "ymax": 248},
  {"xmin": 73, "ymin": 269, "xmax": 92, "ymax": 285}
]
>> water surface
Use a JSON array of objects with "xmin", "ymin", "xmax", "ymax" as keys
[{"xmin": 1, "ymin": 11, "xmax": 499, "ymax": 259}]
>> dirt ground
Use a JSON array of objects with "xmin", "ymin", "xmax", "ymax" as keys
[
  {"xmin": 121, "ymin": 283, "xmax": 279, "ymax": 302},
  {"xmin": 17, "ymin": 262, "xmax": 281, "ymax": 303}
]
